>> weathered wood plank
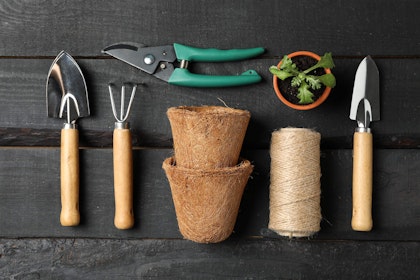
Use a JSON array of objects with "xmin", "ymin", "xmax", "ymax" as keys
[
  {"xmin": 1, "ymin": 238, "xmax": 419, "ymax": 279},
  {"xmin": 1, "ymin": 58, "xmax": 419, "ymax": 149},
  {"xmin": 3, "ymin": 128, "xmax": 420, "ymax": 150},
  {"xmin": 0, "ymin": 1, "xmax": 419, "ymax": 57},
  {"xmin": 0, "ymin": 148, "xmax": 419, "ymax": 240},
  {"xmin": 1, "ymin": 0, "xmax": 419, "ymax": 277}
]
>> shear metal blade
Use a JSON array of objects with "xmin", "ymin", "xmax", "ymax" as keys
[{"xmin": 102, "ymin": 43, "xmax": 176, "ymax": 76}]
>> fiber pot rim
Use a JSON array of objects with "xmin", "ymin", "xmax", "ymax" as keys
[
  {"xmin": 162, "ymin": 156, "xmax": 254, "ymax": 243},
  {"xmin": 167, "ymin": 105, "xmax": 250, "ymax": 117},
  {"xmin": 163, "ymin": 157, "xmax": 252, "ymax": 176},
  {"xmin": 272, "ymin": 51, "xmax": 332, "ymax": 110}
]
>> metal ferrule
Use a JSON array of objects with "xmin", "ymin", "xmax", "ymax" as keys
[
  {"xmin": 355, "ymin": 127, "xmax": 371, "ymax": 133},
  {"xmin": 63, "ymin": 123, "xmax": 77, "ymax": 129},
  {"xmin": 180, "ymin": 60, "xmax": 189, "ymax": 69},
  {"xmin": 115, "ymin": 122, "xmax": 129, "ymax": 129}
]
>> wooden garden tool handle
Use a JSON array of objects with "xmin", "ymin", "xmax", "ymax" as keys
[
  {"xmin": 113, "ymin": 128, "xmax": 134, "ymax": 229},
  {"xmin": 351, "ymin": 131, "xmax": 373, "ymax": 231},
  {"xmin": 60, "ymin": 128, "xmax": 80, "ymax": 226}
]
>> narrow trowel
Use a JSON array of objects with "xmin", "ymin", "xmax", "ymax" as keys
[
  {"xmin": 349, "ymin": 56, "xmax": 380, "ymax": 231},
  {"xmin": 46, "ymin": 51, "xmax": 90, "ymax": 226}
]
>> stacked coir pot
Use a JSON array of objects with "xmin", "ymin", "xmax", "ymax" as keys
[{"xmin": 162, "ymin": 106, "xmax": 253, "ymax": 243}]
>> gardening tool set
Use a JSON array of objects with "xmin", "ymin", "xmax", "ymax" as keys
[{"xmin": 44, "ymin": 43, "xmax": 380, "ymax": 238}]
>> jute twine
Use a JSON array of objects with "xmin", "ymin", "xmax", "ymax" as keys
[
  {"xmin": 269, "ymin": 128, "xmax": 322, "ymax": 238},
  {"xmin": 163, "ymin": 157, "xmax": 253, "ymax": 243},
  {"xmin": 167, "ymin": 106, "xmax": 250, "ymax": 169}
]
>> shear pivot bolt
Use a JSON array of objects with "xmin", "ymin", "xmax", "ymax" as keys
[{"xmin": 144, "ymin": 54, "xmax": 155, "ymax": 65}]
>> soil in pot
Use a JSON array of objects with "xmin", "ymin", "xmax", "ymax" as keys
[{"xmin": 277, "ymin": 56, "xmax": 326, "ymax": 105}]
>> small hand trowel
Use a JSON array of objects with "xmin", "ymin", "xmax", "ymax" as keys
[
  {"xmin": 349, "ymin": 56, "xmax": 380, "ymax": 231},
  {"xmin": 46, "ymin": 51, "xmax": 90, "ymax": 226}
]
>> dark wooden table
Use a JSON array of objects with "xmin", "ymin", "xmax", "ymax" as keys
[{"xmin": 1, "ymin": 1, "xmax": 419, "ymax": 278}]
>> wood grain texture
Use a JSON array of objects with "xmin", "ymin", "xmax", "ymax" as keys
[
  {"xmin": 0, "ymin": 58, "xmax": 419, "ymax": 149},
  {"xmin": 352, "ymin": 132, "xmax": 373, "ymax": 231},
  {"xmin": 113, "ymin": 128, "xmax": 134, "ymax": 230},
  {"xmin": 2, "ymin": 127, "xmax": 420, "ymax": 149},
  {"xmin": 0, "ymin": 0, "xmax": 419, "ymax": 277},
  {"xmin": 60, "ymin": 128, "xmax": 80, "ymax": 226},
  {"xmin": 0, "ymin": 148, "xmax": 419, "ymax": 240},
  {"xmin": 1, "ymin": 238, "xmax": 419, "ymax": 279},
  {"xmin": 0, "ymin": 0, "xmax": 419, "ymax": 57}
]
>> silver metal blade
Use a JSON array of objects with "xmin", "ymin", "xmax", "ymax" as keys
[
  {"xmin": 349, "ymin": 56, "xmax": 380, "ymax": 128},
  {"xmin": 102, "ymin": 43, "xmax": 176, "ymax": 76},
  {"xmin": 46, "ymin": 51, "xmax": 90, "ymax": 122}
]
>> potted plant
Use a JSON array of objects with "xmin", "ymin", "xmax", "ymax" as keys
[{"xmin": 269, "ymin": 51, "xmax": 336, "ymax": 110}]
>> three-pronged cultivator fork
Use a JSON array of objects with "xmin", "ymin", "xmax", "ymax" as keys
[{"xmin": 108, "ymin": 83, "xmax": 137, "ymax": 229}]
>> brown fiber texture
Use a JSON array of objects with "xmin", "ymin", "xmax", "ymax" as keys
[
  {"xmin": 162, "ymin": 157, "xmax": 253, "ymax": 243},
  {"xmin": 269, "ymin": 128, "xmax": 322, "ymax": 238},
  {"xmin": 167, "ymin": 106, "xmax": 250, "ymax": 169}
]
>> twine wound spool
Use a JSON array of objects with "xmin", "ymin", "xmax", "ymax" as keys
[{"xmin": 269, "ymin": 128, "xmax": 322, "ymax": 238}]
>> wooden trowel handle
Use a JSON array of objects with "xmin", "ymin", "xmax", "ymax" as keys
[
  {"xmin": 60, "ymin": 128, "xmax": 80, "ymax": 226},
  {"xmin": 351, "ymin": 131, "xmax": 373, "ymax": 231},
  {"xmin": 113, "ymin": 128, "xmax": 134, "ymax": 229}
]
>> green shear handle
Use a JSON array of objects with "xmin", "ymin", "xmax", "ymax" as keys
[
  {"xmin": 169, "ymin": 69, "xmax": 261, "ymax": 87},
  {"xmin": 174, "ymin": 43, "xmax": 265, "ymax": 62},
  {"xmin": 171, "ymin": 43, "xmax": 264, "ymax": 87}
]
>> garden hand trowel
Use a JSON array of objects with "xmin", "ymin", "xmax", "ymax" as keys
[
  {"xmin": 46, "ymin": 51, "xmax": 90, "ymax": 226},
  {"xmin": 349, "ymin": 56, "xmax": 380, "ymax": 232}
]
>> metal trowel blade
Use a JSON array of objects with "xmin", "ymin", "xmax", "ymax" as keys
[{"xmin": 46, "ymin": 51, "xmax": 90, "ymax": 122}]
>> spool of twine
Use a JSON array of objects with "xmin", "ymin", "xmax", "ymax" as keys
[{"xmin": 269, "ymin": 128, "xmax": 322, "ymax": 238}]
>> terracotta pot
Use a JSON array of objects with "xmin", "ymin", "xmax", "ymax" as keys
[
  {"xmin": 272, "ymin": 51, "xmax": 332, "ymax": 110},
  {"xmin": 162, "ymin": 157, "xmax": 253, "ymax": 243},
  {"xmin": 167, "ymin": 106, "xmax": 250, "ymax": 169}
]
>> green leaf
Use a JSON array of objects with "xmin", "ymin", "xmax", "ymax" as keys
[
  {"xmin": 304, "ymin": 52, "xmax": 335, "ymax": 74},
  {"xmin": 317, "ymin": 52, "xmax": 335, "ymax": 69},
  {"xmin": 297, "ymin": 82, "xmax": 314, "ymax": 104},
  {"xmin": 318, "ymin": 73, "xmax": 336, "ymax": 88},
  {"xmin": 269, "ymin": 65, "xmax": 279, "ymax": 74},
  {"xmin": 269, "ymin": 66, "xmax": 295, "ymax": 80},
  {"xmin": 291, "ymin": 76, "xmax": 302, "ymax": 87},
  {"xmin": 305, "ymin": 75, "xmax": 322, "ymax": 90},
  {"xmin": 279, "ymin": 55, "xmax": 294, "ymax": 70}
]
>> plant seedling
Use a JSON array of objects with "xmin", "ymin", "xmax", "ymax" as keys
[{"xmin": 270, "ymin": 53, "xmax": 336, "ymax": 104}]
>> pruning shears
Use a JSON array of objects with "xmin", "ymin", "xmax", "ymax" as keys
[{"xmin": 102, "ymin": 42, "xmax": 265, "ymax": 87}]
